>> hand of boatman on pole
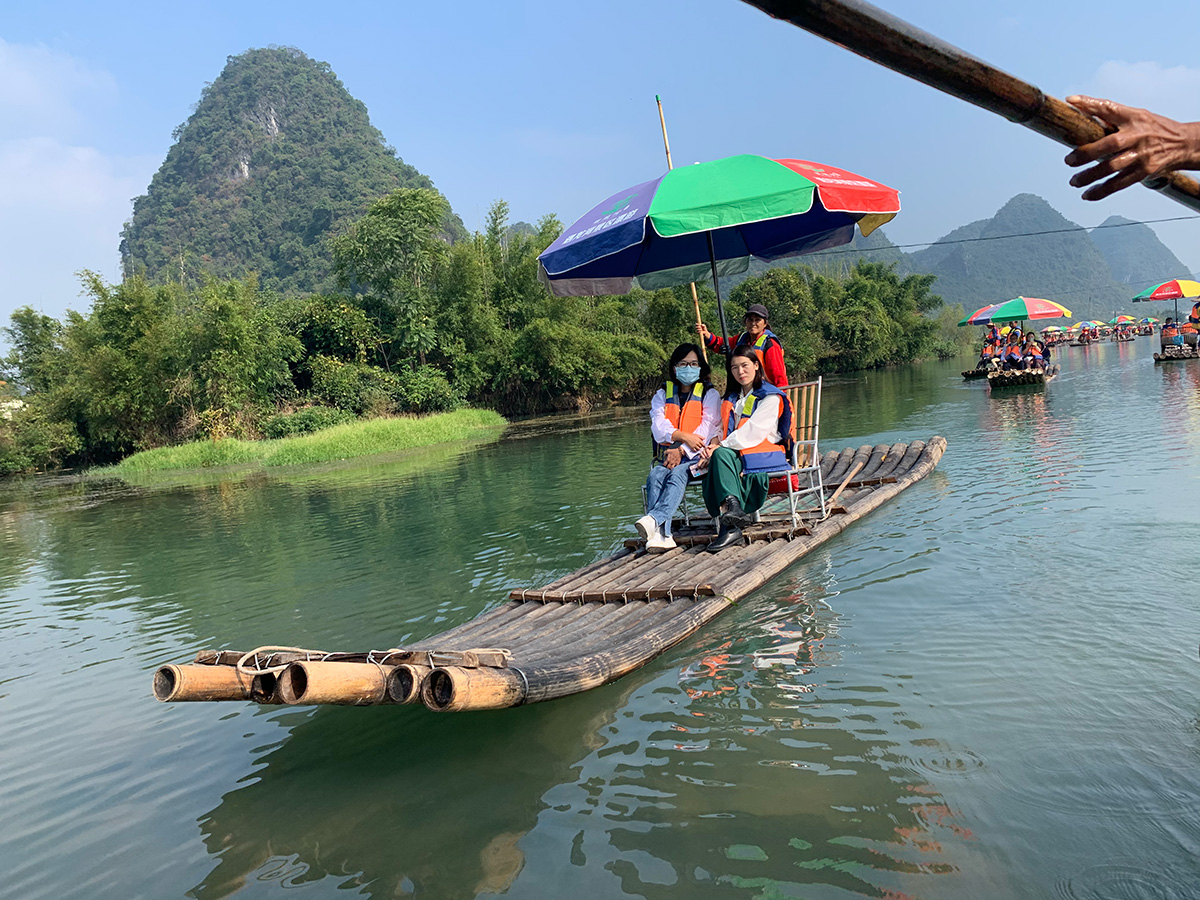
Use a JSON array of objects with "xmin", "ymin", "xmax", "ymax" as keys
[{"xmin": 1064, "ymin": 95, "xmax": 1200, "ymax": 200}]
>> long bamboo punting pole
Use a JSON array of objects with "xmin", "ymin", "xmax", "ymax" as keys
[
  {"xmin": 657, "ymin": 95, "xmax": 709, "ymax": 362},
  {"xmin": 739, "ymin": 0, "xmax": 1200, "ymax": 212}
]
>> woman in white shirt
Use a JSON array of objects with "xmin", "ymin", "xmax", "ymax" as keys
[
  {"xmin": 635, "ymin": 343, "xmax": 721, "ymax": 552},
  {"xmin": 698, "ymin": 346, "xmax": 791, "ymax": 552}
]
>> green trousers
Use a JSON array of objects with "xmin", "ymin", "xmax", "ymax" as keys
[{"xmin": 703, "ymin": 446, "xmax": 769, "ymax": 517}]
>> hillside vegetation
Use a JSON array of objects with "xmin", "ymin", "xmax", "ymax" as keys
[{"xmin": 120, "ymin": 47, "xmax": 463, "ymax": 294}]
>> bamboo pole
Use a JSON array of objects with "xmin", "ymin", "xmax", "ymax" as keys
[
  {"xmin": 153, "ymin": 664, "xmax": 250, "ymax": 702},
  {"xmin": 657, "ymin": 94, "xmax": 708, "ymax": 361},
  {"xmin": 277, "ymin": 661, "xmax": 394, "ymax": 706},
  {"xmin": 740, "ymin": 0, "xmax": 1200, "ymax": 212}
]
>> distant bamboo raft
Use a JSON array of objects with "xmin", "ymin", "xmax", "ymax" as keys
[
  {"xmin": 154, "ymin": 437, "xmax": 946, "ymax": 712},
  {"xmin": 1153, "ymin": 347, "xmax": 1199, "ymax": 363},
  {"xmin": 986, "ymin": 366, "xmax": 1058, "ymax": 387}
]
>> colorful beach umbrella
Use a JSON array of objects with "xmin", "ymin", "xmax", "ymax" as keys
[
  {"xmin": 957, "ymin": 296, "xmax": 1072, "ymax": 326},
  {"xmin": 537, "ymin": 154, "xmax": 900, "ymax": 346},
  {"xmin": 1132, "ymin": 279, "xmax": 1200, "ymax": 320},
  {"xmin": 1131, "ymin": 279, "xmax": 1200, "ymax": 301},
  {"xmin": 1108, "ymin": 315, "xmax": 1136, "ymax": 325},
  {"xmin": 1139, "ymin": 317, "xmax": 1159, "ymax": 324}
]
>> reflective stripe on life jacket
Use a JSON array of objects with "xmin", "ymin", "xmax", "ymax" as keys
[
  {"xmin": 721, "ymin": 383, "xmax": 792, "ymax": 473},
  {"xmin": 653, "ymin": 381, "xmax": 708, "ymax": 463}
]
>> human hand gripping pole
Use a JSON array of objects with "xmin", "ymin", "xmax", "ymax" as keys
[{"xmin": 738, "ymin": 0, "xmax": 1200, "ymax": 211}]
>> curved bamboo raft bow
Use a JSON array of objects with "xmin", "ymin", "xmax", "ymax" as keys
[
  {"xmin": 154, "ymin": 437, "xmax": 945, "ymax": 712},
  {"xmin": 986, "ymin": 365, "xmax": 1059, "ymax": 387},
  {"xmin": 740, "ymin": 0, "xmax": 1200, "ymax": 212}
]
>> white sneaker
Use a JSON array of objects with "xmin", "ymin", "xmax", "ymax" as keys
[
  {"xmin": 635, "ymin": 514, "xmax": 657, "ymax": 540},
  {"xmin": 646, "ymin": 531, "xmax": 677, "ymax": 553}
]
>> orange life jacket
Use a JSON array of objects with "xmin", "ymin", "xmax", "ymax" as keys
[
  {"xmin": 1004, "ymin": 341, "xmax": 1023, "ymax": 361},
  {"xmin": 1163, "ymin": 323, "xmax": 1180, "ymax": 338},
  {"xmin": 654, "ymin": 381, "xmax": 709, "ymax": 463},
  {"xmin": 720, "ymin": 384, "xmax": 791, "ymax": 473}
]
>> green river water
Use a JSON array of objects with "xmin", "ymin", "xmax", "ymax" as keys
[{"xmin": 2, "ymin": 338, "xmax": 1199, "ymax": 899}]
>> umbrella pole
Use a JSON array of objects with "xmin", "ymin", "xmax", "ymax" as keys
[
  {"xmin": 656, "ymin": 95, "xmax": 708, "ymax": 361},
  {"xmin": 706, "ymin": 232, "xmax": 731, "ymax": 354}
]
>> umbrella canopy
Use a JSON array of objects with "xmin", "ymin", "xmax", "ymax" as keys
[
  {"xmin": 537, "ymin": 155, "xmax": 899, "ymax": 306},
  {"xmin": 957, "ymin": 296, "xmax": 1072, "ymax": 326},
  {"xmin": 1108, "ymin": 315, "xmax": 1136, "ymax": 325},
  {"xmin": 1139, "ymin": 317, "xmax": 1159, "ymax": 324},
  {"xmin": 1042, "ymin": 325, "xmax": 1064, "ymax": 332},
  {"xmin": 1132, "ymin": 279, "xmax": 1200, "ymax": 301}
]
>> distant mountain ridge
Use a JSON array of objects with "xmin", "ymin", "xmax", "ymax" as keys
[
  {"xmin": 120, "ymin": 47, "xmax": 463, "ymax": 295},
  {"xmin": 796, "ymin": 193, "xmax": 1189, "ymax": 322}
]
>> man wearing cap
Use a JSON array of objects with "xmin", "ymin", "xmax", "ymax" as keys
[{"xmin": 696, "ymin": 304, "xmax": 788, "ymax": 387}]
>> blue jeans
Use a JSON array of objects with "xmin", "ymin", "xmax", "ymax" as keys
[{"xmin": 645, "ymin": 462, "xmax": 694, "ymax": 536}]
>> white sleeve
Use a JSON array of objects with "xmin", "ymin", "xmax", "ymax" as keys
[
  {"xmin": 649, "ymin": 389, "xmax": 673, "ymax": 445},
  {"xmin": 721, "ymin": 394, "xmax": 781, "ymax": 452}
]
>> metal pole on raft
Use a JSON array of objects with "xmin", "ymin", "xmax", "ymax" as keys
[
  {"xmin": 706, "ymin": 231, "xmax": 732, "ymax": 354},
  {"xmin": 656, "ymin": 94, "xmax": 708, "ymax": 362},
  {"xmin": 738, "ymin": 0, "xmax": 1200, "ymax": 213}
]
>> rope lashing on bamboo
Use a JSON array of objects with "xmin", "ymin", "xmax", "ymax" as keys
[{"xmin": 236, "ymin": 646, "xmax": 328, "ymax": 680}]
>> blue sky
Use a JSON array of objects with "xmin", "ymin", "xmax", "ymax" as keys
[{"xmin": 3, "ymin": 0, "xmax": 1200, "ymax": 329}]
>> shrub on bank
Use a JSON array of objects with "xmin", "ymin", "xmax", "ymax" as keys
[{"xmin": 261, "ymin": 406, "xmax": 356, "ymax": 438}]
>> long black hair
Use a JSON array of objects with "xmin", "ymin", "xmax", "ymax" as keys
[
  {"xmin": 666, "ymin": 342, "xmax": 711, "ymax": 390},
  {"xmin": 725, "ymin": 346, "xmax": 764, "ymax": 396}
]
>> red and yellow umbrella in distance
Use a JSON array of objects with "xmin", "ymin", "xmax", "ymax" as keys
[{"xmin": 1131, "ymin": 279, "xmax": 1200, "ymax": 301}]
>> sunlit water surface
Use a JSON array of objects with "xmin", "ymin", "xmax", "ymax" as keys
[{"xmin": 2, "ymin": 339, "xmax": 1198, "ymax": 899}]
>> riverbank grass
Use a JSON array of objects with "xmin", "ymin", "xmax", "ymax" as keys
[{"xmin": 111, "ymin": 409, "xmax": 506, "ymax": 474}]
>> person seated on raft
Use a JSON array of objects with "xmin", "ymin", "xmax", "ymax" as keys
[
  {"xmin": 1002, "ymin": 330, "xmax": 1026, "ymax": 370},
  {"xmin": 695, "ymin": 303, "xmax": 788, "ymax": 386},
  {"xmin": 696, "ymin": 347, "xmax": 793, "ymax": 553},
  {"xmin": 1162, "ymin": 317, "xmax": 1180, "ymax": 349},
  {"xmin": 635, "ymin": 343, "xmax": 721, "ymax": 553},
  {"xmin": 1022, "ymin": 330, "xmax": 1047, "ymax": 369}
]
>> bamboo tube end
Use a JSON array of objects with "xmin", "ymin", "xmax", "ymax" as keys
[
  {"xmin": 250, "ymin": 673, "xmax": 280, "ymax": 704},
  {"xmin": 153, "ymin": 665, "xmax": 180, "ymax": 701},
  {"xmin": 278, "ymin": 662, "xmax": 310, "ymax": 704},
  {"xmin": 422, "ymin": 665, "xmax": 525, "ymax": 712},
  {"xmin": 386, "ymin": 664, "xmax": 430, "ymax": 704}
]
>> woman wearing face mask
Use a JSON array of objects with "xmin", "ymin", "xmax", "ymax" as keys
[
  {"xmin": 698, "ymin": 346, "xmax": 792, "ymax": 552},
  {"xmin": 635, "ymin": 343, "xmax": 721, "ymax": 552}
]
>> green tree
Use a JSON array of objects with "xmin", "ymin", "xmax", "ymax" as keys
[{"xmin": 331, "ymin": 187, "xmax": 450, "ymax": 365}]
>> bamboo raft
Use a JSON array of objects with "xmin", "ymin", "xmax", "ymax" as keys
[
  {"xmin": 961, "ymin": 368, "xmax": 988, "ymax": 380},
  {"xmin": 987, "ymin": 365, "xmax": 1058, "ymax": 387},
  {"xmin": 1154, "ymin": 346, "xmax": 1199, "ymax": 363},
  {"xmin": 153, "ymin": 437, "xmax": 945, "ymax": 712}
]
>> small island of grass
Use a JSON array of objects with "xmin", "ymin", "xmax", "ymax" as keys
[{"xmin": 109, "ymin": 409, "xmax": 506, "ymax": 476}]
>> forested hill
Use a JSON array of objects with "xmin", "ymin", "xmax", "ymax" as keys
[{"xmin": 119, "ymin": 47, "xmax": 464, "ymax": 294}]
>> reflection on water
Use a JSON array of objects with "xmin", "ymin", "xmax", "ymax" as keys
[{"xmin": 2, "ymin": 339, "xmax": 1199, "ymax": 899}]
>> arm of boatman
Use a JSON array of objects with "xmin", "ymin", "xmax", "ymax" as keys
[
  {"xmin": 720, "ymin": 395, "xmax": 781, "ymax": 453},
  {"xmin": 1065, "ymin": 96, "xmax": 1200, "ymax": 200}
]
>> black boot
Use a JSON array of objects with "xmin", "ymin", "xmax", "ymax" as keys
[
  {"xmin": 707, "ymin": 517, "xmax": 743, "ymax": 552},
  {"xmin": 720, "ymin": 494, "xmax": 749, "ymax": 527}
]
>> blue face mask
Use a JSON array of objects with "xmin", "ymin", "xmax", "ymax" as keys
[{"xmin": 675, "ymin": 364, "xmax": 701, "ymax": 385}]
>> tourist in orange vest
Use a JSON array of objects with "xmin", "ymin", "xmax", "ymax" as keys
[
  {"xmin": 696, "ymin": 347, "xmax": 793, "ymax": 552},
  {"xmin": 696, "ymin": 303, "xmax": 788, "ymax": 386},
  {"xmin": 1003, "ymin": 331, "xmax": 1025, "ymax": 370},
  {"xmin": 1162, "ymin": 318, "xmax": 1180, "ymax": 349},
  {"xmin": 1023, "ymin": 331, "xmax": 1046, "ymax": 368},
  {"xmin": 635, "ymin": 343, "xmax": 721, "ymax": 553}
]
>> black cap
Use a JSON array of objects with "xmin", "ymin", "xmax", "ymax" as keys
[{"xmin": 745, "ymin": 303, "xmax": 769, "ymax": 320}]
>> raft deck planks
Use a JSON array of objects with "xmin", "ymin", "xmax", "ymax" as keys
[{"xmin": 154, "ymin": 437, "xmax": 946, "ymax": 712}]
